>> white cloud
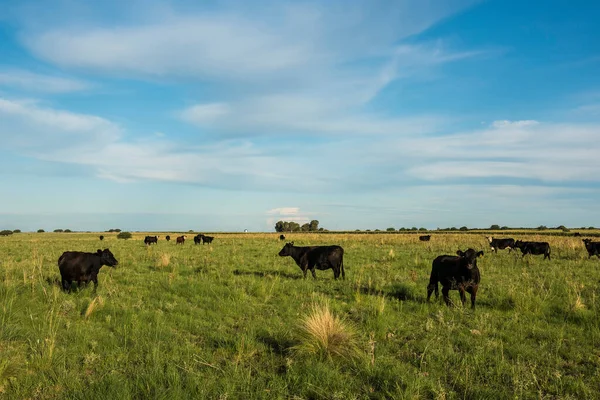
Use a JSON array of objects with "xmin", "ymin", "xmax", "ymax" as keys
[
  {"xmin": 180, "ymin": 103, "xmax": 231, "ymax": 124},
  {"xmin": 267, "ymin": 207, "xmax": 300, "ymax": 216},
  {"xmin": 0, "ymin": 69, "xmax": 90, "ymax": 93}
]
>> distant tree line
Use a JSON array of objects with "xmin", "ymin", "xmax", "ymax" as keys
[
  {"xmin": 275, "ymin": 220, "xmax": 323, "ymax": 232},
  {"xmin": 106, "ymin": 228, "xmax": 122, "ymax": 233}
]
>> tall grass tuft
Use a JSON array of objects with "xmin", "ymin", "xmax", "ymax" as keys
[
  {"xmin": 293, "ymin": 302, "xmax": 363, "ymax": 362},
  {"xmin": 84, "ymin": 296, "xmax": 104, "ymax": 319},
  {"xmin": 156, "ymin": 253, "xmax": 171, "ymax": 268}
]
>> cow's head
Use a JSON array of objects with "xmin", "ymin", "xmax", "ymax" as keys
[
  {"xmin": 514, "ymin": 240, "xmax": 523, "ymax": 248},
  {"xmin": 456, "ymin": 248, "xmax": 484, "ymax": 269},
  {"xmin": 583, "ymin": 239, "xmax": 593, "ymax": 246},
  {"xmin": 97, "ymin": 249, "xmax": 119, "ymax": 267},
  {"xmin": 486, "ymin": 236, "xmax": 493, "ymax": 243},
  {"xmin": 278, "ymin": 242, "xmax": 294, "ymax": 256}
]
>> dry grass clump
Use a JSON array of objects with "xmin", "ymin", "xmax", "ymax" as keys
[
  {"xmin": 156, "ymin": 253, "xmax": 171, "ymax": 268},
  {"xmin": 293, "ymin": 302, "xmax": 362, "ymax": 362}
]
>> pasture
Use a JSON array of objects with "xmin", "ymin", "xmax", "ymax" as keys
[{"xmin": 1, "ymin": 232, "xmax": 599, "ymax": 399}]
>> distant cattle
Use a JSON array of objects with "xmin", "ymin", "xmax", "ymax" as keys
[
  {"xmin": 514, "ymin": 240, "xmax": 551, "ymax": 260},
  {"xmin": 583, "ymin": 239, "xmax": 600, "ymax": 259},
  {"xmin": 427, "ymin": 248, "xmax": 483, "ymax": 309},
  {"xmin": 201, "ymin": 235, "xmax": 214, "ymax": 244},
  {"xmin": 573, "ymin": 232, "xmax": 582, "ymax": 237},
  {"xmin": 144, "ymin": 235, "xmax": 158, "ymax": 245},
  {"xmin": 278, "ymin": 242, "xmax": 345, "ymax": 279},
  {"xmin": 486, "ymin": 237, "xmax": 515, "ymax": 253},
  {"xmin": 193, "ymin": 234, "xmax": 202, "ymax": 245},
  {"xmin": 176, "ymin": 235, "xmax": 186, "ymax": 244},
  {"xmin": 419, "ymin": 235, "xmax": 431, "ymax": 241},
  {"xmin": 99, "ymin": 235, "xmax": 104, "ymax": 241},
  {"xmin": 165, "ymin": 235, "xmax": 170, "ymax": 241},
  {"xmin": 58, "ymin": 249, "xmax": 118, "ymax": 292},
  {"xmin": 280, "ymin": 234, "xmax": 286, "ymax": 241}
]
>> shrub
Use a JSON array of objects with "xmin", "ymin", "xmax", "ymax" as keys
[
  {"xmin": 64, "ymin": 229, "xmax": 72, "ymax": 233},
  {"xmin": 12, "ymin": 229, "xmax": 21, "ymax": 233},
  {"xmin": 386, "ymin": 227, "xmax": 395, "ymax": 232},
  {"xmin": 0, "ymin": 230, "xmax": 13, "ymax": 236},
  {"xmin": 53, "ymin": 229, "xmax": 63, "ymax": 233},
  {"xmin": 292, "ymin": 302, "xmax": 362, "ymax": 362},
  {"xmin": 459, "ymin": 226, "xmax": 468, "ymax": 231},
  {"xmin": 490, "ymin": 224, "xmax": 501, "ymax": 230},
  {"xmin": 37, "ymin": 229, "xmax": 45, "ymax": 233},
  {"xmin": 117, "ymin": 231, "xmax": 132, "ymax": 240}
]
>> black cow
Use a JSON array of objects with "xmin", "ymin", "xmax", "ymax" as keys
[
  {"xmin": 279, "ymin": 234, "xmax": 286, "ymax": 241},
  {"xmin": 514, "ymin": 240, "xmax": 551, "ymax": 260},
  {"xmin": 583, "ymin": 239, "xmax": 600, "ymax": 259},
  {"xmin": 165, "ymin": 235, "xmax": 171, "ymax": 241},
  {"xmin": 176, "ymin": 235, "xmax": 186, "ymax": 244},
  {"xmin": 193, "ymin": 234, "xmax": 202, "ymax": 245},
  {"xmin": 486, "ymin": 236, "xmax": 515, "ymax": 253},
  {"xmin": 58, "ymin": 249, "xmax": 118, "ymax": 292},
  {"xmin": 201, "ymin": 235, "xmax": 214, "ymax": 244},
  {"xmin": 573, "ymin": 232, "xmax": 582, "ymax": 237},
  {"xmin": 419, "ymin": 235, "xmax": 431, "ymax": 241},
  {"xmin": 427, "ymin": 248, "xmax": 483, "ymax": 309},
  {"xmin": 278, "ymin": 242, "xmax": 345, "ymax": 280},
  {"xmin": 144, "ymin": 235, "xmax": 158, "ymax": 245},
  {"xmin": 99, "ymin": 235, "xmax": 104, "ymax": 241}
]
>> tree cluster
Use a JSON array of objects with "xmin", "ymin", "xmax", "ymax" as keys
[
  {"xmin": 275, "ymin": 220, "xmax": 321, "ymax": 232},
  {"xmin": 106, "ymin": 228, "xmax": 122, "ymax": 233}
]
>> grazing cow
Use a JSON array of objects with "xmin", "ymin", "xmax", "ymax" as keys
[
  {"xmin": 58, "ymin": 249, "xmax": 118, "ymax": 292},
  {"xmin": 573, "ymin": 232, "xmax": 582, "ymax": 237},
  {"xmin": 99, "ymin": 235, "xmax": 104, "ymax": 241},
  {"xmin": 279, "ymin": 234, "xmax": 286, "ymax": 241},
  {"xmin": 514, "ymin": 240, "xmax": 551, "ymax": 260},
  {"xmin": 193, "ymin": 234, "xmax": 202, "ymax": 245},
  {"xmin": 165, "ymin": 235, "xmax": 170, "ymax": 241},
  {"xmin": 427, "ymin": 248, "xmax": 483, "ymax": 310},
  {"xmin": 278, "ymin": 242, "xmax": 345, "ymax": 280},
  {"xmin": 176, "ymin": 235, "xmax": 186, "ymax": 245},
  {"xmin": 144, "ymin": 235, "xmax": 158, "ymax": 245},
  {"xmin": 582, "ymin": 239, "xmax": 600, "ymax": 259},
  {"xmin": 419, "ymin": 235, "xmax": 431, "ymax": 242},
  {"xmin": 201, "ymin": 235, "xmax": 214, "ymax": 244},
  {"xmin": 486, "ymin": 237, "xmax": 515, "ymax": 253}
]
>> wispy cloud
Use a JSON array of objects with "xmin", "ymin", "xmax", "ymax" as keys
[{"xmin": 0, "ymin": 69, "xmax": 90, "ymax": 93}]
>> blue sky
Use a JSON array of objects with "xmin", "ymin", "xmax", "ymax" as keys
[{"xmin": 1, "ymin": 0, "xmax": 599, "ymax": 232}]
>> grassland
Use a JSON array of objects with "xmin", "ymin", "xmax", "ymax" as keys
[{"xmin": 1, "ymin": 232, "xmax": 600, "ymax": 399}]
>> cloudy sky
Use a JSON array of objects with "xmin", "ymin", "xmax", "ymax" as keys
[{"xmin": 1, "ymin": 0, "xmax": 599, "ymax": 232}]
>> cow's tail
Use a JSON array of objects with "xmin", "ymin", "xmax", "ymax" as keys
[
  {"xmin": 341, "ymin": 258, "xmax": 345, "ymax": 280},
  {"xmin": 58, "ymin": 253, "xmax": 65, "ymax": 266}
]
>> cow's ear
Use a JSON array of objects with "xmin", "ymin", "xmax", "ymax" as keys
[
  {"xmin": 97, "ymin": 249, "xmax": 102, "ymax": 254},
  {"xmin": 477, "ymin": 251, "xmax": 484, "ymax": 258},
  {"xmin": 290, "ymin": 241, "xmax": 294, "ymax": 245},
  {"xmin": 456, "ymin": 250, "xmax": 464, "ymax": 256}
]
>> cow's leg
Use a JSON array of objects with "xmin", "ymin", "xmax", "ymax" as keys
[
  {"xmin": 426, "ymin": 284, "xmax": 436, "ymax": 302},
  {"xmin": 302, "ymin": 268, "xmax": 308, "ymax": 279},
  {"xmin": 442, "ymin": 287, "xmax": 451, "ymax": 306},
  {"xmin": 468, "ymin": 286, "xmax": 477, "ymax": 310},
  {"xmin": 311, "ymin": 268, "xmax": 317, "ymax": 279},
  {"xmin": 545, "ymin": 252, "xmax": 551, "ymax": 260},
  {"xmin": 61, "ymin": 278, "xmax": 71, "ymax": 292},
  {"xmin": 459, "ymin": 287, "xmax": 467, "ymax": 307},
  {"xmin": 333, "ymin": 267, "xmax": 340, "ymax": 280}
]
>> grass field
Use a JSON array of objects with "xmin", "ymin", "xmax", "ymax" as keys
[{"xmin": 1, "ymin": 232, "xmax": 600, "ymax": 399}]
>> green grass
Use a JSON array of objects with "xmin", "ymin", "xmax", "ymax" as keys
[{"xmin": 1, "ymin": 232, "xmax": 600, "ymax": 399}]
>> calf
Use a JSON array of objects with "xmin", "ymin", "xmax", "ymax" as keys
[
  {"xmin": 419, "ymin": 235, "xmax": 431, "ymax": 241},
  {"xmin": 176, "ymin": 235, "xmax": 186, "ymax": 244},
  {"xmin": 58, "ymin": 249, "xmax": 118, "ymax": 292},
  {"xmin": 514, "ymin": 240, "xmax": 551, "ymax": 260},
  {"xmin": 144, "ymin": 235, "xmax": 158, "ymax": 245},
  {"xmin": 193, "ymin": 234, "xmax": 202, "ymax": 245},
  {"xmin": 279, "ymin": 234, "xmax": 286, "ymax": 241},
  {"xmin": 278, "ymin": 242, "xmax": 345, "ymax": 279},
  {"xmin": 99, "ymin": 235, "xmax": 104, "ymax": 241},
  {"xmin": 583, "ymin": 239, "xmax": 600, "ymax": 259},
  {"xmin": 427, "ymin": 248, "xmax": 483, "ymax": 310},
  {"xmin": 486, "ymin": 236, "xmax": 515, "ymax": 253},
  {"xmin": 202, "ymin": 235, "xmax": 214, "ymax": 244},
  {"xmin": 165, "ymin": 235, "xmax": 171, "ymax": 241}
]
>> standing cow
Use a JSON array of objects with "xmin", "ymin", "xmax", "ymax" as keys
[
  {"xmin": 278, "ymin": 242, "xmax": 345, "ymax": 280},
  {"xmin": 279, "ymin": 234, "xmax": 286, "ymax": 241},
  {"xmin": 201, "ymin": 235, "xmax": 214, "ymax": 244},
  {"xmin": 427, "ymin": 248, "xmax": 483, "ymax": 310},
  {"xmin": 144, "ymin": 235, "xmax": 159, "ymax": 245},
  {"xmin": 583, "ymin": 239, "xmax": 600, "ymax": 259},
  {"xmin": 165, "ymin": 235, "xmax": 171, "ymax": 242},
  {"xmin": 99, "ymin": 235, "xmax": 104, "ymax": 241},
  {"xmin": 486, "ymin": 237, "xmax": 515, "ymax": 253},
  {"xmin": 58, "ymin": 249, "xmax": 118, "ymax": 292},
  {"xmin": 193, "ymin": 234, "xmax": 202, "ymax": 245},
  {"xmin": 514, "ymin": 240, "xmax": 551, "ymax": 260},
  {"xmin": 419, "ymin": 235, "xmax": 431, "ymax": 242},
  {"xmin": 176, "ymin": 235, "xmax": 186, "ymax": 245}
]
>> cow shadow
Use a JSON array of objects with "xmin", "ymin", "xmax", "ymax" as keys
[
  {"xmin": 256, "ymin": 333, "xmax": 295, "ymax": 356},
  {"xmin": 232, "ymin": 269, "xmax": 303, "ymax": 280},
  {"xmin": 46, "ymin": 276, "xmax": 62, "ymax": 288}
]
